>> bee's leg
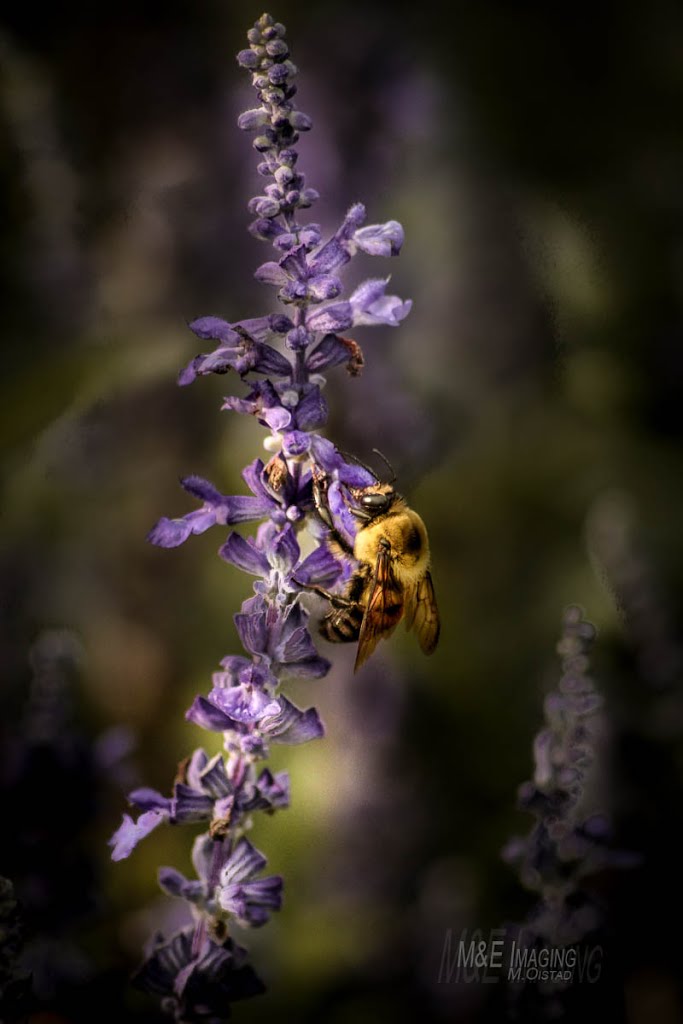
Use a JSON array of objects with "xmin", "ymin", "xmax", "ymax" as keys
[
  {"xmin": 292, "ymin": 578, "xmax": 355, "ymax": 609},
  {"xmin": 312, "ymin": 471, "xmax": 355, "ymax": 557},
  {"xmin": 312, "ymin": 472, "xmax": 335, "ymax": 531}
]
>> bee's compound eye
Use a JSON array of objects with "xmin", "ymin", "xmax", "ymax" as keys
[{"xmin": 360, "ymin": 492, "xmax": 390, "ymax": 510}]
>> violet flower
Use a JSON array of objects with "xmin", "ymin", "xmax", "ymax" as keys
[
  {"xmin": 111, "ymin": 12, "xmax": 412, "ymax": 1017},
  {"xmin": 503, "ymin": 607, "xmax": 608, "ymax": 945},
  {"xmin": 502, "ymin": 606, "xmax": 638, "ymax": 1018}
]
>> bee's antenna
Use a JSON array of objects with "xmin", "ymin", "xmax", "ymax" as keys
[
  {"xmin": 371, "ymin": 448, "xmax": 396, "ymax": 485},
  {"xmin": 338, "ymin": 448, "xmax": 396, "ymax": 485},
  {"xmin": 338, "ymin": 449, "xmax": 378, "ymax": 481}
]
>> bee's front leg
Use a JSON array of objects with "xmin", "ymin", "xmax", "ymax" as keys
[
  {"xmin": 311, "ymin": 470, "xmax": 355, "ymax": 557},
  {"xmin": 292, "ymin": 578, "xmax": 354, "ymax": 609}
]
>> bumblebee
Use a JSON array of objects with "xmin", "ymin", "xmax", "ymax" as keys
[{"xmin": 305, "ymin": 458, "xmax": 440, "ymax": 672}]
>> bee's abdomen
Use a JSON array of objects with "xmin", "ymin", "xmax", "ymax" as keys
[{"xmin": 320, "ymin": 604, "xmax": 364, "ymax": 644}]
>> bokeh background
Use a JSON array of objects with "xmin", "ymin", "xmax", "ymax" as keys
[{"xmin": 2, "ymin": 1, "xmax": 683, "ymax": 1021}]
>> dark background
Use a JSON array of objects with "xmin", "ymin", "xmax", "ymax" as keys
[{"xmin": 1, "ymin": 2, "xmax": 683, "ymax": 1021}]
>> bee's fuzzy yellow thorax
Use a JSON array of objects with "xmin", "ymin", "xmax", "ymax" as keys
[{"xmin": 354, "ymin": 505, "xmax": 430, "ymax": 583}]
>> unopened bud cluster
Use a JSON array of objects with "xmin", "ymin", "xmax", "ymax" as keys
[{"xmin": 237, "ymin": 13, "xmax": 319, "ymax": 242}]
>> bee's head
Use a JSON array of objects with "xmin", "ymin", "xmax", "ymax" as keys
[{"xmin": 348, "ymin": 482, "xmax": 397, "ymax": 522}]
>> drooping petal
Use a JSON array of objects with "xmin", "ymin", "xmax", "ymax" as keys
[
  {"xmin": 259, "ymin": 697, "xmax": 325, "ymax": 744},
  {"xmin": 178, "ymin": 350, "xmax": 230, "ymax": 386},
  {"xmin": 128, "ymin": 787, "xmax": 173, "ymax": 813},
  {"xmin": 356, "ymin": 295, "xmax": 412, "ymax": 327},
  {"xmin": 239, "ymin": 313, "xmax": 293, "ymax": 340},
  {"xmin": 353, "ymin": 219, "xmax": 404, "ymax": 257},
  {"xmin": 181, "ymin": 477, "xmax": 273, "ymax": 525},
  {"xmin": 180, "ymin": 476, "xmax": 224, "ymax": 504},
  {"xmin": 348, "ymin": 277, "xmax": 387, "ymax": 310},
  {"xmin": 189, "ymin": 316, "xmax": 241, "ymax": 344},
  {"xmin": 349, "ymin": 278, "xmax": 412, "ymax": 327},
  {"xmin": 147, "ymin": 509, "xmax": 216, "ymax": 548},
  {"xmin": 158, "ymin": 866, "xmax": 204, "ymax": 902},
  {"xmin": 227, "ymin": 495, "xmax": 275, "ymax": 523},
  {"xmin": 109, "ymin": 809, "xmax": 167, "ymax": 861},
  {"xmin": 185, "ymin": 695, "xmax": 237, "ymax": 732},
  {"xmin": 254, "ymin": 261, "xmax": 288, "ymax": 286},
  {"xmin": 220, "ymin": 533, "xmax": 271, "ymax": 577}
]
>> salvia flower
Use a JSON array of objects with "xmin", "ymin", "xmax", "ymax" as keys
[
  {"xmin": 502, "ymin": 606, "xmax": 638, "ymax": 1018},
  {"xmin": 503, "ymin": 607, "xmax": 609, "ymax": 943},
  {"xmin": 111, "ymin": 12, "xmax": 412, "ymax": 1018}
]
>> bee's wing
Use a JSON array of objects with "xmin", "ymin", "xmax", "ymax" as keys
[
  {"xmin": 405, "ymin": 570, "xmax": 440, "ymax": 655},
  {"xmin": 354, "ymin": 545, "xmax": 403, "ymax": 671}
]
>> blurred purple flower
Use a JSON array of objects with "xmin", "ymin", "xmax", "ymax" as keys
[{"xmin": 503, "ymin": 606, "xmax": 638, "ymax": 959}]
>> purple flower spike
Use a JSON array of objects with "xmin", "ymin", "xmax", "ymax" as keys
[
  {"xmin": 504, "ymin": 607, "xmax": 636, "ymax": 952},
  {"xmin": 118, "ymin": 11, "xmax": 414, "ymax": 1017}
]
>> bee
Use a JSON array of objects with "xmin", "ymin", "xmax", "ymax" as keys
[{"xmin": 303, "ymin": 454, "xmax": 440, "ymax": 672}]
